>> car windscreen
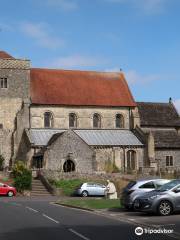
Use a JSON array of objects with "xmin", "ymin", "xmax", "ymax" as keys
[
  {"xmin": 154, "ymin": 180, "xmax": 169, "ymax": 188},
  {"xmin": 158, "ymin": 180, "xmax": 180, "ymax": 192}
]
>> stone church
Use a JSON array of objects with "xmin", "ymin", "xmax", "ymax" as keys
[{"xmin": 0, "ymin": 51, "xmax": 180, "ymax": 174}]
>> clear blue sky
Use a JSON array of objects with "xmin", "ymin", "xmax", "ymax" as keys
[{"xmin": 0, "ymin": 0, "xmax": 180, "ymax": 111}]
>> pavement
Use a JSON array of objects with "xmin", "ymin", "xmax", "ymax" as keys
[{"xmin": 0, "ymin": 196, "xmax": 178, "ymax": 240}]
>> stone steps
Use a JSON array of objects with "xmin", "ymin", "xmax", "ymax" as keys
[{"xmin": 31, "ymin": 179, "xmax": 52, "ymax": 196}]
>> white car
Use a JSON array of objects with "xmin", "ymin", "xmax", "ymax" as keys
[{"xmin": 74, "ymin": 182, "xmax": 107, "ymax": 197}]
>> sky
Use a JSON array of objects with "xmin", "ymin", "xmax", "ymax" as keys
[{"xmin": 0, "ymin": 0, "xmax": 180, "ymax": 112}]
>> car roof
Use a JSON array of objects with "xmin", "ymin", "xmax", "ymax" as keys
[
  {"xmin": 84, "ymin": 182, "xmax": 105, "ymax": 185},
  {"xmin": 132, "ymin": 179, "xmax": 170, "ymax": 186},
  {"xmin": 136, "ymin": 178, "xmax": 169, "ymax": 182}
]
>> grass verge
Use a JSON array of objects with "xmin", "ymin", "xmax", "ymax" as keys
[{"xmin": 57, "ymin": 199, "xmax": 121, "ymax": 210}]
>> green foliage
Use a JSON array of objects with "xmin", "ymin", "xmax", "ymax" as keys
[
  {"xmin": 12, "ymin": 161, "xmax": 27, "ymax": 177},
  {"xmin": 104, "ymin": 160, "xmax": 120, "ymax": 173},
  {"xmin": 49, "ymin": 179, "xmax": 85, "ymax": 196},
  {"xmin": 0, "ymin": 154, "xmax": 5, "ymax": 171},
  {"xmin": 12, "ymin": 161, "xmax": 32, "ymax": 192}
]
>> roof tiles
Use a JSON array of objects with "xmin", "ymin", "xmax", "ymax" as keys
[
  {"xmin": 30, "ymin": 68, "xmax": 136, "ymax": 107},
  {"xmin": 0, "ymin": 51, "xmax": 14, "ymax": 59},
  {"xmin": 137, "ymin": 102, "xmax": 180, "ymax": 127}
]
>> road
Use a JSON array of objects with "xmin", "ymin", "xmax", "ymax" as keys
[{"xmin": 0, "ymin": 196, "xmax": 176, "ymax": 240}]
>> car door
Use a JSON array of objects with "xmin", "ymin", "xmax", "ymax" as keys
[
  {"xmin": 95, "ymin": 184, "xmax": 106, "ymax": 196},
  {"xmin": 86, "ymin": 183, "xmax": 96, "ymax": 195},
  {"xmin": 0, "ymin": 183, "xmax": 7, "ymax": 195}
]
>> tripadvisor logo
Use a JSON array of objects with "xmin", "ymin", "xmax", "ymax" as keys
[
  {"xmin": 135, "ymin": 226, "xmax": 174, "ymax": 235},
  {"xmin": 135, "ymin": 227, "xmax": 143, "ymax": 236}
]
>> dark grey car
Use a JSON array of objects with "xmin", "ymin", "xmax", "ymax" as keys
[{"xmin": 134, "ymin": 179, "xmax": 180, "ymax": 216}]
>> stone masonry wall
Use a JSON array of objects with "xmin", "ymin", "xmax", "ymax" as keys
[
  {"xmin": 0, "ymin": 129, "xmax": 12, "ymax": 167},
  {"xmin": 155, "ymin": 150, "xmax": 180, "ymax": 172},
  {"xmin": 0, "ymin": 59, "xmax": 30, "ymax": 70},
  {"xmin": 95, "ymin": 147, "xmax": 144, "ymax": 172},
  {"xmin": 44, "ymin": 130, "xmax": 95, "ymax": 173},
  {"xmin": 0, "ymin": 58, "xmax": 30, "ymax": 167},
  {"xmin": 0, "ymin": 98, "xmax": 23, "ymax": 166},
  {"xmin": 30, "ymin": 106, "xmax": 131, "ymax": 129}
]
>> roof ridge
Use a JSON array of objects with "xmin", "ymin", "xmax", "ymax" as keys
[
  {"xmin": 30, "ymin": 67, "xmax": 124, "ymax": 76},
  {"xmin": 137, "ymin": 101, "xmax": 170, "ymax": 105}
]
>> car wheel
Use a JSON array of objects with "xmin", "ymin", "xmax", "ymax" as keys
[
  {"xmin": 7, "ymin": 191, "xmax": 14, "ymax": 197},
  {"xmin": 81, "ymin": 191, "xmax": 88, "ymax": 197},
  {"xmin": 158, "ymin": 201, "xmax": 172, "ymax": 216}
]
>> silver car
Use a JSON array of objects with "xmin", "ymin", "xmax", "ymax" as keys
[
  {"xmin": 74, "ymin": 182, "xmax": 107, "ymax": 197},
  {"xmin": 134, "ymin": 179, "xmax": 180, "ymax": 216},
  {"xmin": 121, "ymin": 178, "xmax": 170, "ymax": 209}
]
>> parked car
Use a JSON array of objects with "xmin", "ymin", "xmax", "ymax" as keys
[
  {"xmin": 120, "ymin": 178, "xmax": 170, "ymax": 209},
  {"xmin": 134, "ymin": 179, "xmax": 180, "ymax": 216},
  {"xmin": 0, "ymin": 183, "xmax": 16, "ymax": 197},
  {"xmin": 74, "ymin": 182, "xmax": 107, "ymax": 197}
]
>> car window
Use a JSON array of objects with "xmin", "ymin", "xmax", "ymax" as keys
[
  {"xmin": 95, "ymin": 184, "xmax": 104, "ymax": 188},
  {"xmin": 0, "ymin": 183, "xmax": 3, "ymax": 187},
  {"xmin": 175, "ymin": 185, "xmax": 180, "ymax": 191},
  {"xmin": 87, "ymin": 183, "xmax": 95, "ymax": 187},
  {"xmin": 154, "ymin": 180, "xmax": 168, "ymax": 188},
  {"xmin": 139, "ymin": 181, "xmax": 155, "ymax": 189},
  {"xmin": 125, "ymin": 181, "xmax": 137, "ymax": 189},
  {"xmin": 159, "ymin": 180, "xmax": 180, "ymax": 192}
]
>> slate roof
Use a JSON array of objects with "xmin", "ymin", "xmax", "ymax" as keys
[
  {"xmin": 153, "ymin": 130, "xmax": 180, "ymax": 149},
  {"xmin": 137, "ymin": 102, "xmax": 180, "ymax": 127},
  {"xmin": 0, "ymin": 51, "xmax": 14, "ymax": 59},
  {"xmin": 25, "ymin": 129, "xmax": 143, "ymax": 147},
  {"xmin": 30, "ymin": 68, "xmax": 136, "ymax": 107},
  {"xmin": 74, "ymin": 129, "xmax": 143, "ymax": 146},
  {"xmin": 25, "ymin": 129, "xmax": 66, "ymax": 146}
]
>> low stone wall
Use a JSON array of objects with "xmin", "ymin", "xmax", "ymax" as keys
[
  {"xmin": 42, "ymin": 169, "xmax": 134, "ymax": 182},
  {"xmin": 42, "ymin": 169, "xmax": 176, "ymax": 196},
  {"xmin": 0, "ymin": 170, "xmax": 10, "ymax": 179}
]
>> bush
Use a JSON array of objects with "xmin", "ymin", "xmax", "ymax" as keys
[
  {"xmin": 104, "ymin": 160, "xmax": 120, "ymax": 173},
  {"xmin": 12, "ymin": 161, "xmax": 32, "ymax": 192},
  {"xmin": 0, "ymin": 155, "xmax": 5, "ymax": 171}
]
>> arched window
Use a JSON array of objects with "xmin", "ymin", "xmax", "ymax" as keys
[
  {"xmin": 63, "ymin": 160, "xmax": 75, "ymax": 172},
  {"xmin": 116, "ymin": 114, "xmax": 124, "ymax": 128},
  {"xmin": 44, "ymin": 112, "xmax": 53, "ymax": 128},
  {"xmin": 127, "ymin": 150, "xmax": 136, "ymax": 170},
  {"xmin": 93, "ymin": 113, "xmax": 101, "ymax": 128},
  {"xmin": 69, "ymin": 113, "xmax": 77, "ymax": 128}
]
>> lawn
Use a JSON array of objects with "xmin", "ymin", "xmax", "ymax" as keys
[
  {"xmin": 49, "ymin": 179, "xmax": 106, "ymax": 196},
  {"xmin": 49, "ymin": 179, "xmax": 85, "ymax": 196},
  {"xmin": 57, "ymin": 199, "xmax": 121, "ymax": 210}
]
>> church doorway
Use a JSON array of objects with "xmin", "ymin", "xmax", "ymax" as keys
[
  {"xmin": 32, "ymin": 155, "xmax": 43, "ymax": 169},
  {"xmin": 127, "ymin": 150, "xmax": 136, "ymax": 170},
  {"xmin": 63, "ymin": 160, "xmax": 75, "ymax": 172}
]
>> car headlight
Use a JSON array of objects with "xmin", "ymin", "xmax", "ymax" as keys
[{"xmin": 148, "ymin": 195, "xmax": 160, "ymax": 200}]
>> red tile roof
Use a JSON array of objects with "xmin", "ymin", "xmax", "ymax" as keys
[
  {"xmin": 0, "ymin": 51, "xmax": 14, "ymax": 59},
  {"xmin": 30, "ymin": 68, "xmax": 136, "ymax": 107}
]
